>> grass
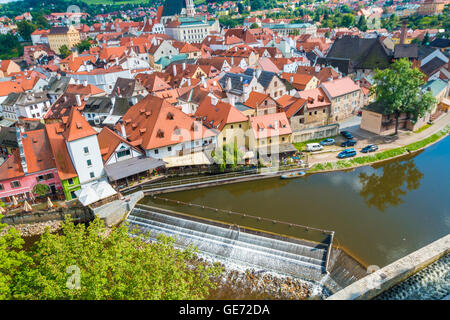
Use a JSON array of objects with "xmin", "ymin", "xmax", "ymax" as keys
[
  {"xmin": 414, "ymin": 123, "xmax": 432, "ymax": 134},
  {"xmin": 293, "ymin": 136, "xmax": 337, "ymax": 151},
  {"xmin": 309, "ymin": 126, "xmax": 449, "ymax": 172}
]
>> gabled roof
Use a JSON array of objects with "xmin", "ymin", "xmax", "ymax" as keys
[
  {"xmin": 249, "ymin": 112, "xmax": 292, "ymax": 139},
  {"xmin": 195, "ymin": 96, "xmax": 248, "ymax": 131},
  {"xmin": 117, "ymin": 95, "xmax": 217, "ymax": 150},
  {"xmin": 244, "ymin": 68, "xmax": 277, "ymax": 90},
  {"xmin": 45, "ymin": 123, "xmax": 77, "ymax": 181},
  {"xmin": 135, "ymin": 73, "xmax": 172, "ymax": 93},
  {"xmin": 97, "ymin": 126, "xmax": 140, "ymax": 163},
  {"xmin": 243, "ymin": 91, "xmax": 277, "ymax": 109},
  {"xmin": 326, "ymin": 35, "xmax": 392, "ymax": 71},
  {"xmin": 321, "ymin": 77, "xmax": 361, "ymax": 98},
  {"xmin": 298, "ymin": 87, "xmax": 331, "ymax": 110},
  {"xmin": 394, "ymin": 44, "xmax": 418, "ymax": 59},
  {"xmin": 62, "ymin": 108, "xmax": 98, "ymax": 142},
  {"xmin": 20, "ymin": 129, "xmax": 56, "ymax": 174}
]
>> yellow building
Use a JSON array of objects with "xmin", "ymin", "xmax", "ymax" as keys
[{"xmin": 48, "ymin": 26, "xmax": 81, "ymax": 54}]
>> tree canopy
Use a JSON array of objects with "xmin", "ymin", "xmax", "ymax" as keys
[
  {"xmin": 371, "ymin": 58, "xmax": 436, "ymax": 134},
  {"xmin": 0, "ymin": 216, "xmax": 223, "ymax": 300}
]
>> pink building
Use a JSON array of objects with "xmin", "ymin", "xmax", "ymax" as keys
[{"xmin": 0, "ymin": 128, "xmax": 62, "ymax": 204}]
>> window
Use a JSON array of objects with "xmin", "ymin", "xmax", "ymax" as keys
[
  {"xmin": 239, "ymin": 124, "xmax": 242, "ymax": 128},
  {"xmin": 89, "ymin": 172, "xmax": 95, "ymax": 178},
  {"xmin": 168, "ymin": 146, "xmax": 172, "ymax": 152},
  {"xmin": 46, "ymin": 173, "xmax": 54, "ymax": 180},
  {"xmin": 0, "ymin": 184, "xmax": 3, "ymax": 191},
  {"xmin": 282, "ymin": 137, "xmax": 285, "ymax": 142},
  {"xmin": 83, "ymin": 147, "xmax": 89, "ymax": 154},
  {"xmin": 87, "ymin": 159, "xmax": 92, "ymax": 167},
  {"xmin": 70, "ymin": 191, "xmax": 77, "ymax": 199},
  {"xmin": 10, "ymin": 181, "xmax": 21, "ymax": 188},
  {"xmin": 230, "ymin": 125, "xmax": 234, "ymax": 129},
  {"xmin": 154, "ymin": 149, "xmax": 159, "ymax": 154},
  {"xmin": 68, "ymin": 178, "xmax": 74, "ymax": 185},
  {"xmin": 323, "ymin": 109, "xmax": 326, "ymax": 113},
  {"xmin": 117, "ymin": 150, "xmax": 131, "ymax": 158}
]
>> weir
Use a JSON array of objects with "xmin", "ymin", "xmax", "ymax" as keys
[{"xmin": 127, "ymin": 204, "xmax": 332, "ymax": 286}]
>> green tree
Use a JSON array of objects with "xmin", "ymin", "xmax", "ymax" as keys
[
  {"xmin": 421, "ymin": 32, "xmax": 430, "ymax": 45},
  {"xmin": 17, "ymin": 20, "xmax": 36, "ymax": 41},
  {"xmin": 357, "ymin": 15, "xmax": 368, "ymax": 32},
  {"xmin": 34, "ymin": 15, "xmax": 50, "ymax": 29},
  {"xmin": 341, "ymin": 13, "xmax": 355, "ymax": 27},
  {"xmin": 0, "ymin": 33, "xmax": 23, "ymax": 59},
  {"xmin": 76, "ymin": 39, "xmax": 92, "ymax": 53},
  {"xmin": 32, "ymin": 184, "xmax": 50, "ymax": 197},
  {"xmin": 0, "ymin": 215, "xmax": 33, "ymax": 299},
  {"xmin": 58, "ymin": 45, "xmax": 71, "ymax": 58},
  {"xmin": 10, "ymin": 217, "xmax": 222, "ymax": 299},
  {"xmin": 371, "ymin": 59, "xmax": 436, "ymax": 135},
  {"xmin": 250, "ymin": 22, "xmax": 259, "ymax": 29}
]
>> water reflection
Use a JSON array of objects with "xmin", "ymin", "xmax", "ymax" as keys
[{"xmin": 359, "ymin": 159, "xmax": 424, "ymax": 212}]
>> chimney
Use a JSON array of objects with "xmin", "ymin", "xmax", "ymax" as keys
[
  {"xmin": 256, "ymin": 69, "xmax": 262, "ymax": 78},
  {"xmin": 75, "ymin": 94, "xmax": 81, "ymax": 106},
  {"xmin": 289, "ymin": 76, "xmax": 293, "ymax": 83},
  {"xmin": 400, "ymin": 20, "xmax": 407, "ymax": 45},
  {"xmin": 274, "ymin": 120, "xmax": 278, "ymax": 130},
  {"xmin": 229, "ymin": 95, "xmax": 235, "ymax": 106},
  {"xmin": 315, "ymin": 65, "xmax": 320, "ymax": 73},
  {"xmin": 173, "ymin": 64, "xmax": 177, "ymax": 76},
  {"xmin": 56, "ymin": 74, "xmax": 61, "ymax": 80},
  {"xmin": 182, "ymin": 62, "xmax": 186, "ymax": 71},
  {"xmin": 119, "ymin": 119, "xmax": 127, "ymax": 138},
  {"xmin": 115, "ymin": 57, "xmax": 119, "ymax": 65},
  {"xmin": 83, "ymin": 80, "xmax": 87, "ymax": 87}
]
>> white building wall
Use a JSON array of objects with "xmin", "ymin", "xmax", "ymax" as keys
[
  {"xmin": 66, "ymin": 135, "xmax": 105, "ymax": 184},
  {"xmin": 105, "ymin": 142, "xmax": 142, "ymax": 165}
]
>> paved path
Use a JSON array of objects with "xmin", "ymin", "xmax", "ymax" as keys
[{"xmin": 308, "ymin": 112, "xmax": 450, "ymax": 165}]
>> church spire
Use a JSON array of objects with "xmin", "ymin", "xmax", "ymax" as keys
[{"xmin": 185, "ymin": 0, "xmax": 195, "ymax": 16}]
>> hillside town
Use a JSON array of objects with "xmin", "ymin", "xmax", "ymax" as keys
[
  {"xmin": 0, "ymin": 0, "xmax": 449, "ymax": 305},
  {"xmin": 0, "ymin": 0, "xmax": 448, "ymax": 207}
]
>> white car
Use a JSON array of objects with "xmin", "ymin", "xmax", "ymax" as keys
[{"xmin": 306, "ymin": 143, "xmax": 323, "ymax": 152}]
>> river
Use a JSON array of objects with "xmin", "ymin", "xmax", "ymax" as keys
[{"xmin": 141, "ymin": 136, "xmax": 450, "ymax": 268}]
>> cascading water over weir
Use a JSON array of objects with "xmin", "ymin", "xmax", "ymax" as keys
[{"xmin": 126, "ymin": 204, "xmax": 340, "ymax": 293}]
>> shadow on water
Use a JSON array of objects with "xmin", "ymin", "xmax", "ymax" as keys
[{"xmin": 359, "ymin": 156, "xmax": 424, "ymax": 212}]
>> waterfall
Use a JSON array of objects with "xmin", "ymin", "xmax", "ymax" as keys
[{"xmin": 127, "ymin": 207, "xmax": 329, "ymax": 283}]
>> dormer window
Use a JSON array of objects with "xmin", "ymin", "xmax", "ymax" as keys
[
  {"xmin": 167, "ymin": 112, "xmax": 174, "ymax": 120},
  {"xmin": 157, "ymin": 129, "xmax": 164, "ymax": 138}
]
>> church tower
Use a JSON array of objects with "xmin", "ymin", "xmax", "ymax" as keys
[{"xmin": 185, "ymin": 0, "xmax": 195, "ymax": 16}]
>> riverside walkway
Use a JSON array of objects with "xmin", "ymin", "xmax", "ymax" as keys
[{"xmin": 140, "ymin": 165, "xmax": 308, "ymax": 194}]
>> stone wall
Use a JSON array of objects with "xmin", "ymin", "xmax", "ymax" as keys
[
  {"xmin": 327, "ymin": 234, "xmax": 450, "ymax": 300},
  {"xmin": 1, "ymin": 206, "xmax": 94, "ymax": 226},
  {"xmin": 291, "ymin": 124, "xmax": 339, "ymax": 143}
]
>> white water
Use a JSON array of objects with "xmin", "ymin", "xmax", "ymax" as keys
[
  {"xmin": 376, "ymin": 254, "xmax": 450, "ymax": 300},
  {"xmin": 127, "ymin": 207, "xmax": 332, "ymax": 296}
]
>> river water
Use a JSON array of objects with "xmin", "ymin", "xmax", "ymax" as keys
[{"xmin": 141, "ymin": 136, "xmax": 450, "ymax": 269}]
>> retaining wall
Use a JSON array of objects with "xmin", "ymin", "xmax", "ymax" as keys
[{"xmin": 327, "ymin": 234, "xmax": 450, "ymax": 300}]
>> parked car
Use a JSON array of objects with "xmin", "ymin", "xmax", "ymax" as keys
[
  {"xmin": 306, "ymin": 143, "xmax": 323, "ymax": 152},
  {"xmin": 340, "ymin": 131, "xmax": 353, "ymax": 139},
  {"xmin": 320, "ymin": 138, "xmax": 335, "ymax": 146},
  {"xmin": 338, "ymin": 148, "xmax": 357, "ymax": 159},
  {"xmin": 341, "ymin": 139, "xmax": 357, "ymax": 147},
  {"xmin": 361, "ymin": 144, "xmax": 378, "ymax": 153}
]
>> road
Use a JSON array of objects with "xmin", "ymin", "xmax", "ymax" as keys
[{"xmin": 307, "ymin": 112, "xmax": 450, "ymax": 165}]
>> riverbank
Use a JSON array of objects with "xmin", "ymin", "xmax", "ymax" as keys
[{"xmin": 308, "ymin": 125, "xmax": 449, "ymax": 174}]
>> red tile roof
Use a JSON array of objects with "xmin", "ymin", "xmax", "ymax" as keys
[
  {"xmin": 118, "ymin": 95, "xmax": 217, "ymax": 150},
  {"xmin": 195, "ymin": 96, "xmax": 248, "ymax": 131},
  {"xmin": 45, "ymin": 123, "xmax": 78, "ymax": 181},
  {"xmin": 62, "ymin": 108, "xmax": 98, "ymax": 142}
]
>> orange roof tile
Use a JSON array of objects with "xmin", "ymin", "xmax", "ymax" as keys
[
  {"xmin": 45, "ymin": 123, "xmax": 77, "ymax": 181},
  {"xmin": 195, "ymin": 96, "xmax": 248, "ymax": 131},
  {"xmin": 117, "ymin": 95, "xmax": 217, "ymax": 150},
  {"xmin": 62, "ymin": 108, "xmax": 98, "ymax": 142}
]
